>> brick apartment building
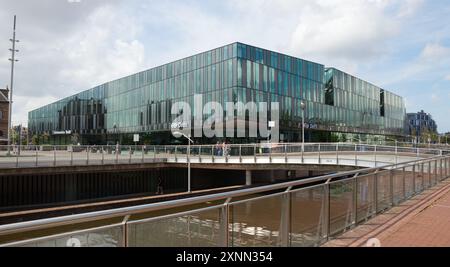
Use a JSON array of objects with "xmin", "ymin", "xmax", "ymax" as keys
[{"xmin": 0, "ymin": 87, "xmax": 10, "ymax": 144}]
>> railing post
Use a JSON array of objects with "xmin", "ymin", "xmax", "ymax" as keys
[
  {"xmin": 390, "ymin": 170, "xmax": 394, "ymax": 206},
  {"xmin": 403, "ymin": 167, "xmax": 407, "ymax": 201},
  {"xmin": 269, "ymin": 144, "xmax": 272, "ymax": 163},
  {"xmin": 54, "ymin": 146, "xmax": 57, "ymax": 167},
  {"xmin": 323, "ymin": 182, "xmax": 331, "ymax": 241},
  {"xmin": 116, "ymin": 145, "xmax": 119, "ymax": 165},
  {"xmin": 413, "ymin": 164, "xmax": 417, "ymax": 194},
  {"xmin": 395, "ymin": 145, "xmax": 399, "ymax": 165},
  {"xmin": 284, "ymin": 144, "xmax": 288, "ymax": 164},
  {"xmin": 374, "ymin": 172, "xmax": 379, "ymax": 214},
  {"xmin": 85, "ymin": 146, "xmax": 89, "ymax": 165},
  {"xmin": 254, "ymin": 144, "xmax": 257, "ymax": 163},
  {"xmin": 122, "ymin": 215, "xmax": 130, "ymax": 247},
  {"xmin": 355, "ymin": 144, "xmax": 358, "ymax": 166},
  {"xmin": 445, "ymin": 158, "xmax": 450, "ymax": 179},
  {"xmin": 199, "ymin": 146, "xmax": 202, "ymax": 164},
  {"xmin": 35, "ymin": 146, "xmax": 39, "ymax": 167},
  {"xmin": 15, "ymin": 146, "xmax": 19, "ymax": 168},
  {"xmin": 428, "ymin": 161, "xmax": 432, "ymax": 188},
  {"xmin": 302, "ymin": 144, "xmax": 305, "ymax": 164},
  {"xmin": 336, "ymin": 144, "xmax": 339, "ymax": 165},
  {"xmin": 436, "ymin": 159, "xmax": 439, "ymax": 182},
  {"xmin": 102, "ymin": 147, "xmax": 105, "ymax": 165},
  {"xmin": 225, "ymin": 145, "xmax": 229, "ymax": 163},
  {"xmin": 175, "ymin": 146, "xmax": 178, "ymax": 162},
  {"xmin": 374, "ymin": 145, "xmax": 378, "ymax": 168},
  {"xmin": 211, "ymin": 145, "xmax": 215, "ymax": 163},
  {"xmin": 438, "ymin": 159, "xmax": 441, "ymax": 182},
  {"xmin": 154, "ymin": 146, "xmax": 157, "ymax": 161},
  {"xmin": 219, "ymin": 200, "xmax": 231, "ymax": 247},
  {"xmin": 129, "ymin": 146, "xmax": 132, "ymax": 164},
  {"xmin": 141, "ymin": 146, "xmax": 145, "ymax": 164},
  {"xmin": 446, "ymin": 158, "xmax": 449, "ymax": 178},
  {"xmin": 280, "ymin": 191, "xmax": 291, "ymax": 247},
  {"xmin": 70, "ymin": 146, "xmax": 73, "ymax": 166},
  {"xmin": 239, "ymin": 145, "xmax": 243, "ymax": 163},
  {"xmin": 421, "ymin": 163, "xmax": 425, "ymax": 190},
  {"xmin": 435, "ymin": 160, "xmax": 438, "ymax": 184},
  {"xmin": 318, "ymin": 144, "xmax": 321, "ymax": 165},
  {"xmin": 353, "ymin": 175, "xmax": 358, "ymax": 226}
]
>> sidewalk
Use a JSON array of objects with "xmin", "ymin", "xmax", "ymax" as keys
[{"xmin": 323, "ymin": 180, "xmax": 450, "ymax": 247}]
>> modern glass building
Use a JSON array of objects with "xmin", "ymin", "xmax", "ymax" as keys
[
  {"xmin": 406, "ymin": 110, "xmax": 438, "ymax": 142},
  {"xmin": 28, "ymin": 42, "xmax": 406, "ymax": 145}
]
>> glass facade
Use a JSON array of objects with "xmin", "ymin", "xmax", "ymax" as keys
[
  {"xmin": 324, "ymin": 68, "xmax": 406, "ymax": 136},
  {"xmin": 28, "ymin": 42, "xmax": 406, "ymax": 145}
]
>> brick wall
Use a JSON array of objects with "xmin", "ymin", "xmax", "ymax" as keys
[{"xmin": 0, "ymin": 89, "xmax": 10, "ymax": 143}]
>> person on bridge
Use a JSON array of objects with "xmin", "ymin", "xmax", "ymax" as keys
[{"xmin": 222, "ymin": 141, "xmax": 227, "ymax": 157}]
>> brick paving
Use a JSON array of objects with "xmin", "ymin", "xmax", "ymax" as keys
[{"xmin": 323, "ymin": 180, "xmax": 450, "ymax": 247}]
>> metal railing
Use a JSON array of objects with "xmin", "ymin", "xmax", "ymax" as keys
[
  {"xmin": 0, "ymin": 151, "xmax": 449, "ymax": 247},
  {"xmin": 0, "ymin": 143, "xmax": 445, "ymax": 169}
]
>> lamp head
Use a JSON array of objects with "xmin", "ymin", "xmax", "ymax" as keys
[{"xmin": 300, "ymin": 101, "xmax": 306, "ymax": 110}]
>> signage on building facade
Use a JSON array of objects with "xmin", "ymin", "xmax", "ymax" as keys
[{"xmin": 53, "ymin": 130, "xmax": 72, "ymax": 135}]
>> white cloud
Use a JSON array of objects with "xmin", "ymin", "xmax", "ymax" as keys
[
  {"xmin": 431, "ymin": 93, "xmax": 440, "ymax": 103},
  {"xmin": 289, "ymin": 0, "xmax": 399, "ymax": 65},
  {"xmin": 222, "ymin": 0, "xmax": 421, "ymax": 74},
  {"xmin": 0, "ymin": 2, "xmax": 145, "ymax": 126},
  {"xmin": 397, "ymin": 0, "xmax": 425, "ymax": 18},
  {"xmin": 141, "ymin": 0, "xmax": 420, "ymax": 74},
  {"xmin": 0, "ymin": 0, "xmax": 440, "ymax": 129},
  {"xmin": 58, "ymin": 5, "xmax": 145, "ymax": 89},
  {"xmin": 13, "ymin": 95, "xmax": 59, "ymax": 126},
  {"xmin": 446, "ymin": 74, "xmax": 450, "ymax": 81},
  {"xmin": 420, "ymin": 43, "xmax": 450, "ymax": 62},
  {"xmin": 386, "ymin": 42, "xmax": 450, "ymax": 84}
]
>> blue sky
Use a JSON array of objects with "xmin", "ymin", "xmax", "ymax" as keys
[{"xmin": 0, "ymin": 0, "xmax": 449, "ymax": 132}]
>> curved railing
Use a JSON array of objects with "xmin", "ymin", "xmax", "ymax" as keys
[
  {"xmin": 0, "ymin": 143, "xmax": 445, "ymax": 169},
  {"xmin": 0, "ymin": 147, "xmax": 449, "ymax": 247}
]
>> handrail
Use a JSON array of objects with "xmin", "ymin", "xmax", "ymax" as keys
[
  {"xmin": 0, "ymin": 143, "xmax": 446, "ymax": 152},
  {"xmin": 0, "ymin": 143, "xmax": 447, "ymax": 170},
  {"xmin": 0, "ymin": 154, "xmax": 447, "ymax": 237}
]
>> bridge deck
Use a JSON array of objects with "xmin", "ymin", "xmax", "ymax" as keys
[{"xmin": 0, "ymin": 151, "xmax": 428, "ymax": 170}]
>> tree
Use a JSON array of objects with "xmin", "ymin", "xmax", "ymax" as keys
[
  {"xmin": 71, "ymin": 133, "xmax": 80, "ymax": 145},
  {"xmin": 41, "ymin": 132, "xmax": 50, "ymax": 145},
  {"xmin": 31, "ymin": 135, "xmax": 40, "ymax": 145}
]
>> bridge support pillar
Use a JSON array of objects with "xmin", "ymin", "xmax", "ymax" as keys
[{"xmin": 246, "ymin": 170, "xmax": 252, "ymax": 186}]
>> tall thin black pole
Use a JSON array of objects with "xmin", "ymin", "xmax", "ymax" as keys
[{"xmin": 8, "ymin": 15, "xmax": 19, "ymax": 155}]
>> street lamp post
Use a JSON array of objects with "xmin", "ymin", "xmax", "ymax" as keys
[
  {"xmin": 113, "ymin": 124, "xmax": 118, "ymax": 144},
  {"xmin": 268, "ymin": 121, "xmax": 275, "ymax": 143},
  {"xmin": 7, "ymin": 15, "xmax": 19, "ymax": 156},
  {"xmin": 174, "ymin": 131, "xmax": 194, "ymax": 193},
  {"xmin": 300, "ymin": 101, "xmax": 306, "ymax": 153}
]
